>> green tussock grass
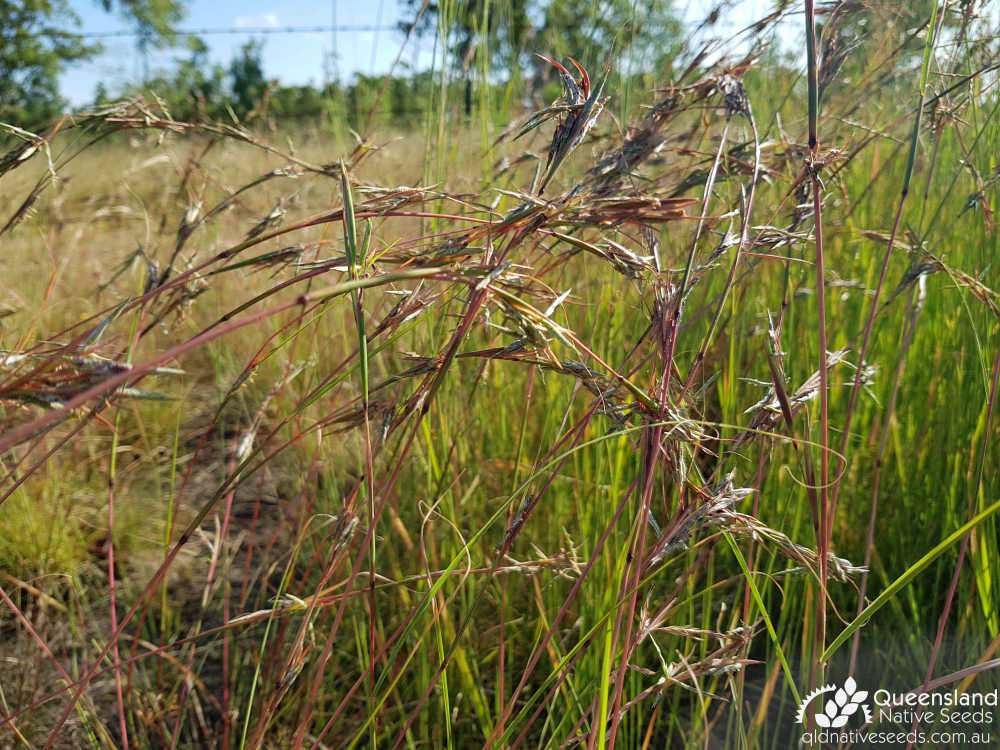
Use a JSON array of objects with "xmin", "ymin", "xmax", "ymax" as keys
[{"xmin": 2, "ymin": 3, "xmax": 1000, "ymax": 748}]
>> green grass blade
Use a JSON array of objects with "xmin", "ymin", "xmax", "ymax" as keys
[{"xmin": 823, "ymin": 496, "xmax": 1000, "ymax": 663}]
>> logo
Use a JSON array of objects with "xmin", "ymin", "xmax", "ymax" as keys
[
  {"xmin": 795, "ymin": 677, "xmax": 995, "ymax": 746},
  {"xmin": 796, "ymin": 676, "xmax": 873, "ymax": 728}
]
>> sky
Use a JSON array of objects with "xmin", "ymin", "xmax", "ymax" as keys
[
  {"xmin": 60, "ymin": 0, "xmax": 436, "ymax": 105},
  {"xmin": 59, "ymin": 1, "xmax": 771, "ymax": 107}
]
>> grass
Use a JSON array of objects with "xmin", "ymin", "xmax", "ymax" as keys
[{"xmin": 2, "ymin": 2, "xmax": 1000, "ymax": 747}]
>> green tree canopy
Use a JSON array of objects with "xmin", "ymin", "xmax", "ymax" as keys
[
  {"xmin": 228, "ymin": 39, "xmax": 268, "ymax": 118},
  {"xmin": 533, "ymin": 0, "xmax": 681, "ymax": 77},
  {"xmin": 97, "ymin": 0, "xmax": 182, "ymax": 39},
  {"xmin": 400, "ymin": 0, "xmax": 531, "ymax": 72},
  {"xmin": 398, "ymin": 0, "xmax": 681, "ymax": 79},
  {"xmin": 0, "ymin": 0, "xmax": 184, "ymax": 127}
]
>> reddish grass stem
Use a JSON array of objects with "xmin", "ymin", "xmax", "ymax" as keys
[{"xmin": 803, "ymin": 0, "xmax": 831, "ymax": 684}]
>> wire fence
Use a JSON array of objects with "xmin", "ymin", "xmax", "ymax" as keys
[{"xmin": 77, "ymin": 25, "xmax": 398, "ymax": 39}]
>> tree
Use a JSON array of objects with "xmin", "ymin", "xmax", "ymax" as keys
[
  {"xmin": 397, "ymin": 0, "xmax": 682, "ymax": 111},
  {"xmin": 400, "ymin": 0, "xmax": 531, "ymax": 70},
  {"xmin": 0, "ymin": 1, "xmax": 97, "ymax": 125},
  {"xmin": 228, "ymin": 40, "xmax": 269, "ymax": 118},
  {"xmin": 175, "ymin": 37, "xmax": 224, "ymax": 117},
  {"xmin": 399, "ymin": 0, "xmax": 532, "ymax": 116},
  {"xmin": 533, "ymin": 0, "xmax": 681, "ymax": 79},
  {"xmin": 136, "ymin": 36, "xmax": 225, "ymax": 120},
  {"xmin": 0, "ymin": 0, "xmax": 183, "ymax": 127},
  {"xmin": 96, "ymin": 0, "xmax": 182, "ymax": 40}
]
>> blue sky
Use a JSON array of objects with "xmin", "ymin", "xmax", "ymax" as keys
[
  {"xmin": 61, "ymin": 0, "xmax": 438, "ymax": 104},
  {"xmin": 60, "ymin": 1, "xmax": 767, "ymax": 106}
]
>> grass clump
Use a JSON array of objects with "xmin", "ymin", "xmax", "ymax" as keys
[{"xmin": 2, "ymin": 2, "xmax": 1000, "ymax": 748}]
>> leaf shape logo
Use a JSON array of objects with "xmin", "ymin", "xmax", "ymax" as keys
[{"xmin": 795, "ymin": 677, "xmax": 873, "ymax": 727}]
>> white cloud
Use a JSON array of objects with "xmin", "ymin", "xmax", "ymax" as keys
[{"xmin": 234, "ymin": 13, "xmax": 280, "ymax": 29}]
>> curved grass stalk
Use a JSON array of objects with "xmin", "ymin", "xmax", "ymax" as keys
[
  {"xmin": 830, "ymin": 0, "xmax": 946, "ymax": 519},
  {"xmin": 822, "ymin": 495, "xmax": 1000, "ymax": 663}
]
